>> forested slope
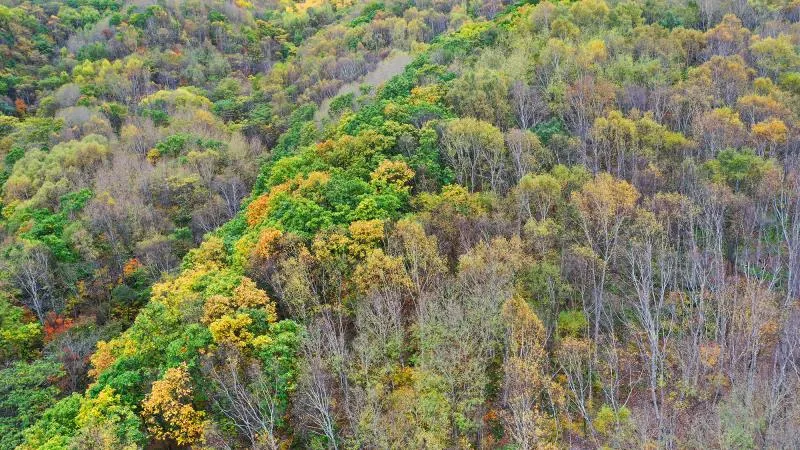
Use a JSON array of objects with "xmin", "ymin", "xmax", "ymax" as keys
[{"xmin": 3, "ymin": 0, "xmax": 800, "ymax": 448}]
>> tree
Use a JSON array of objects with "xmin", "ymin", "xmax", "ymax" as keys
[
  {"xmin": 10, "ymin": 244, "xmax": 56, "ymax": 324},
  {"xmin": 352, "ymin": 249, "xmax": 411, "ymax": 368},
  {"xmin": 693, "ymin": 107, "xmax": 746, "ymax": 158},
  {"xmin": 440, "ymin": 117, "xmax": 506, "ymax": 192},
  {"xmin": 705, "ymin": 15, "xmax": 750, "ymax": 56},
  {"xmin": 445, "ymin": 69, "xmax": 511, "ymax": 128},
  {"xmin": 296, "ymin": 319, "xmax": 339, "ymax": 449},
  {"xmin": 624, "ymin": 210, "xmax": 677, "ymax": 441},
  {"xmin": 202, "ymin": 340, "xmax": 297, "ymax": 450},
  {"xmin": 556, "ymin": 337, "xmax": 595, "ymax": 441},
  {"xmin": 141, "ymin": 364, "xmax": 208, "ymax": 446},
  {"xmin": 0, "ymin": 359, "xmax": 63, "ymax": 449},
  {"xmin": 750, "ymin": 35, "xmax": 800, "ymax": 79},
  {"xmin": 415, "ymin": 237, "xmax": 524, "ymax": 443},
  {"xmin": 387, "ymin": 219, "xmax": 446, "ymax": 297},
  {"xmin": 590, "ymin": 110, "xmax": 637, "ymax": 177},
  {"xmin": 571, "ymin": 173, "xmax": 639, "ymax": 340},
  {"xmin": 74, "ymin": 386, "xmax": 143, "ymax": 448},
  {"xmin": 515, "ymin": 172, "xmax": 562, "ymax": 226},
  {"xmin": 510, "ymin": 80, "xmax": 547, "ymax": 130},
  {"xmin": 570, "ymin": 0, "xmax": 610, "ymax": 29},
  {"xmin": 751, "ymin": 118, "xmax": 787, "ymax": 157},
  {"xmin": 505, "ymin": 128, "xmax": 548, "ymax": 185},
  {"xmin": 702, "ymin": 55, "xmax": 754, "ymax": 105},
  {"xmin": 500, "ymin": 296, "xmax": 555, "ymax": 450},
  {"xmin": 564, "ymin": 76, "xmax": 617, "ymax": 164},
  {"xmin": 0, "ymin": 297, "xmax": 42, "ymax": 363}
]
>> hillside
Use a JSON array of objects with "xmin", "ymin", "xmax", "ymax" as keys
[{"xmin": 3, "ymin": 0, "xmax": 800, "ymax": 448}]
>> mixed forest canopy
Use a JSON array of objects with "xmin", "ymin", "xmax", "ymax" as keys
[{"xmin": 2, "ymin": 0, "xmax": 800, "ymax": 448}]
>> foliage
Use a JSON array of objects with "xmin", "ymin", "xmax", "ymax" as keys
[{"xmin": 6, "ymin": 0, "xmax": 800, "ymax": 448}]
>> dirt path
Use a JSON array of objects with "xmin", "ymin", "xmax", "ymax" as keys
[{"xmin": 314, "ymin": 50, "xmax": 412, "ymax": 123}]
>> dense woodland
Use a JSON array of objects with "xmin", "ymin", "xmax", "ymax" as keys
[{"xmin": 2, "ymin": 0, "xmax": 800, "ymax": 448}]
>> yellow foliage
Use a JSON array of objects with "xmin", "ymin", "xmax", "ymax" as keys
[
  {"xmin": 88, "ymin": 339, "xmax": 134, "ymax": 380},
  {"xmin": 370, "ymin": 159, "xmax": 415, "ymax": 192},
  {"xmin": 705, "ymin": 14, "xmax": 751, "ymax": 53},
  {"xmin": 150, "ymin": 270, "xmax": 204, "ymax": 310},
  {"xmin": 752, "ymin": 117, "xmax": 788, "ymax": 143},
  {"xmin": 737, "ymin": 94, "xmax": 790, "ymax": 123},
  {"xmin": 752, "ymin": 77, "xmax": 775, "ymax": 94},
  {"xmin": 502, "ymin": 296, "xmax": 546, "ymax": 354},
  {"xmin": 410, "ymin": 84, "xmax": 445, "ymax": 105},
  {"xmin": 569, "ymin": 0, "xmax": 609, "ymax": 26},
  {"xmin": 209, "ymin": 313, "xmax": 254, "ymax": 348},
  {"xmin": 353, "ymin": 249, "xmax": 412, "ymax": 295},
  {"xmin": 458, "ymin": 236, "xmax": 526, "ymax": 281},
  {"xmin": 202, "ymin": 277, "xmax": 275, "ymax": 325},
  {"xmin": 146, "ymin": 148, "xmax": 159, "ymax": 164},
  {"xmin": 297, "ymin": 170, "xmax": 331, "ymax": 193},
  {"xmin": 433, "ymin": 184, "xmax": 485, "ymax": 215},
  {"xmin": 202, "ymin": 295, "xmax": 233, "ymax": 325},
  {"xmin": 88, "ymin": 341, "xmax": 116, "ymax": 379},
  {"xmin": 192, "ymin": 109, "xmax": 218, "ymax": 128},
  {"xmin": 75, "ymin": 387, "xmax": 120, "ymax": 428},
  {"xmin": 73, "ymin": 387, "xmax": 139, "ymax": 449},
  {"xmin": 120, "ymin": 124, "xmax": 140, "ymax": 142},
  {"xmin": 142, "ymin": 364, "xmax": 208, "ymax": 446},
  {"xmin": 581, "ymin": 39, "xmax": 608, "ymax": 64},
  {"xmin": 251, "ymin": 334, "xmax": 274, "ymax": 350},
  {"xmin": 139, "ymin": 87, "xmax": 212, "ymax": 111},
  {"xmin": 348, "ymin": 219, "xmax": 385, "ymax": 258},
  {"xmin": 234, "ymin": 277, "xmax": 276, "ymax": 320},
  {"xmin": 311, "ymin": 230, "xmax": 352, "ymax": 264},
  {"xmin": 184, "ymin": 236, "xmax": 228, "ymax": 268},
  {"xmin": 571, "ymin": 173, "xmax": 639, "ymax": 229},
  {"xmin": 233, "ymin": 231, "xmax": 258, "ymax": 270}
]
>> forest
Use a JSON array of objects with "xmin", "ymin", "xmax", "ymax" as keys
[{"xmin": 1, "ymin": 0, "xmax": 800, "ymax": 448}]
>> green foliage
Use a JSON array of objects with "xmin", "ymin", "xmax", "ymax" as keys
[
  {"xmin": 164, "ymin": 324, "xmax": 213, "ymax": 372},
  {"xmin": 7, "ymin": 0, "xmax": 800, "ymax": 449},
  {"xmin": 0, "ymin": 297, "xmax": 42, "ymax": 362},
  {"xmin": 0, "ymin": 359, "xmax": 64, "ymax": 449},
  {"xmin": 20, "ymin": 394, "xmax": 82, "ymax": 450},
  {"xmin": 704, "ymin": 149, "xmax": 775, "ymax": 191},
  {"xmin": 154, "ymin": 134, "xmax": 190, "ymax": 158},
  {"xmin": 350, "ymin": 2, "xmax": 384, "ymax": 27},
  {"xmin": 779, "ymin": 72, "xmax": 800, "ymax": 95},
  {"xmin": 329, "ymin": 92, "xmax": 355, "ymax": 116},
  {"xmin": 557, "ymin": 310, "xmax": 588, "ymax": 338},
  {"xmin": 533, "ymin": 118, "xmax": 566, "ymax": 144}
]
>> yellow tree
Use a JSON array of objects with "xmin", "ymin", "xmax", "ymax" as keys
[
  {"xmin": 440, "ymin": 117, "xmax": 505, "ymax": 192},
  {"xmin": 501, "ymin": 296, "xmax": 558, "ymax": 450},
  {"xmin": 571, "ymin": 173, "xmax": 639, "ymax": 340},
  {"xmin": 387, "ymin": 219, "xmax": 446, "ymax": 297},
  {"xmin": 693, "ymin": 107, "xmax": 746, "ymax": 158},
  {"xmin": 751, "ymin": 117, "xmax": 787, "ymax": 157},
  {"xmin": 141, "ymin": 364, "xmax": 208, "ymax": 446},
  {"xmin": 515, "ymin": 173, "xmax": 562, "ymax": 223},
  {"xmin": 590, "ymin": 110, "xmax": 637, "ymax": 177}
]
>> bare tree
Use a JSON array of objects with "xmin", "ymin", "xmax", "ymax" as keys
[
  {"xmin": 296, "ymin": 321, "xmax": 339, "ymax": 449},
  {"xmin": 11, "ymin": 244, "xmax": 55, "ymax": 324},
  {"xmin": 203, "ymin": 344, "xmax": 284, "ymax": 450},
  {"xmin": 625, "ymin": 212, "xmax": 677, "ymax": 442},
  {"xmin": 510, "ymin": 80, "xmax": 547, "ymax": 130}
]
